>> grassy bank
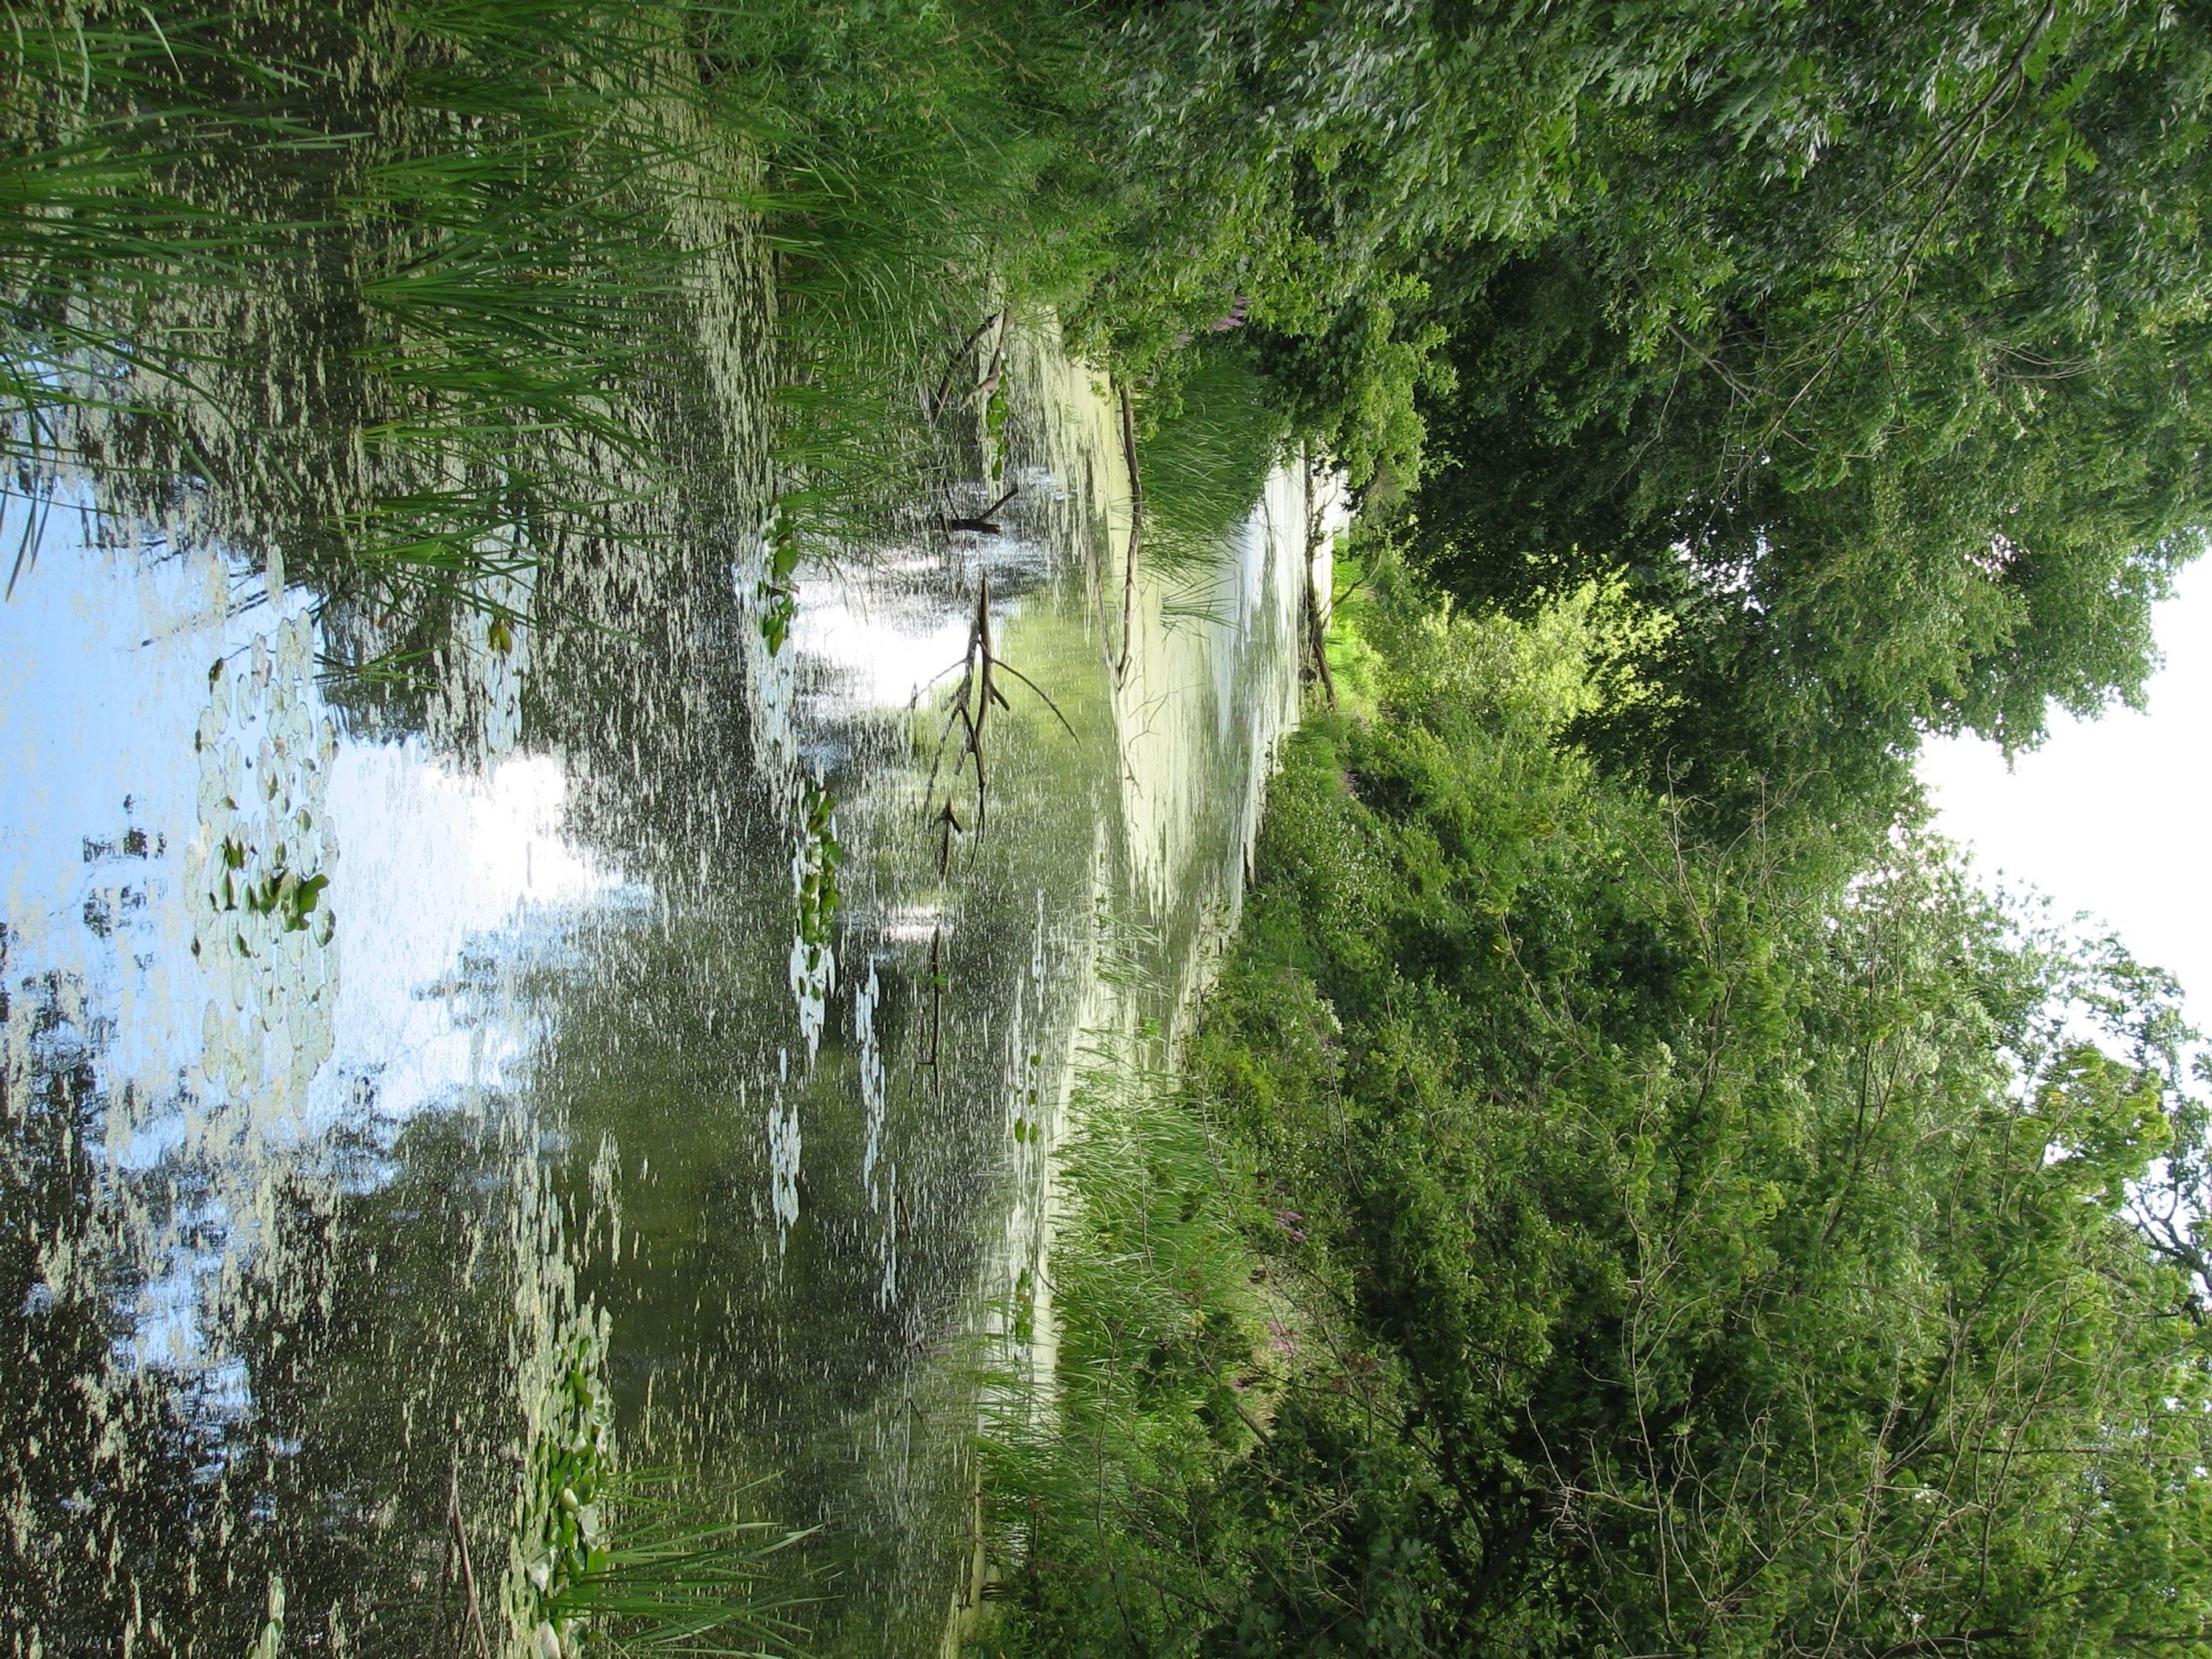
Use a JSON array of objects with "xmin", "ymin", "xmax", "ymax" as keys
[{"xmin": 0, "ymin": 0, "xmax": 1121, "ymax": 643}]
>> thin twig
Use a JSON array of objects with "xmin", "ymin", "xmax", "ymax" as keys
[
  {"xmin": 449, "ymin": 1469, "xmax": 494, "ymax": 1659},
  {"xmin": 1113, "ymin": 379, "xmax": 1142, "ymax": 685}
]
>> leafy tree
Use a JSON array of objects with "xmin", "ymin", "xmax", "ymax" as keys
[
  {"xmin": 1409, "ymin": 1, "xmax": 2212, "ymax": 807},
  {"xmin": 1066, "ymin": 2, "xmax": 2211, "ymax": 799}
]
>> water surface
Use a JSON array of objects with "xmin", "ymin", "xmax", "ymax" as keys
[{"xmin": 2, "ymin": 292, "xmax": 1329, "ymax": 1654}]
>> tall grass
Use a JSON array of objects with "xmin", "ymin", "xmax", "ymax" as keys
[
  {"xmin": 502, "ymin": 1310, "xmax": 819, "ymax": 1659},
  {"xmin": 972, "ymin": 1034, "xmax": 1285, "ymax": 1656},
  {"xmin": 1134, "ymin": 349, "xmax": 1288, "ymax": 579},
  {"xmin": 733, "ymin": 0, "xmax": 1102, "ymax": 572},
  {"xmin": 1, "ymin": 0, "xmax": 1112, "ymax": 651},
  {"xmin": 3, "ymin": 0, "xmax": 702, "ymax": 621},
  {"xmin": 549, "ymin": 1480, "xmax": 816, "ymax": 1658}
]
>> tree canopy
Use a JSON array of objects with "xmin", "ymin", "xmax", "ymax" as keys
[
  {"xmin": 1080, "ymin": 1, "xmax": 2212, "ymax": 807},
  {"xmin": 1407, "ymin": 0, "xmax": 2212, "ymax": 801}
]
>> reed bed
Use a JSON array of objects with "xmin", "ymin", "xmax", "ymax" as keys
[
  {"xmin": 971, "ymin": 1029, "xmax": 1283, "ymax": 1653},
  {"xmin": 0, "ymin": 0, "xmax": 1100, "ymax": 650},
  {"xmin": 1132, "ymin": 349, "xmax": 1289, "ymax": 582}
]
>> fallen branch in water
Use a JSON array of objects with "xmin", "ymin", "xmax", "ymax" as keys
[
  {"xmin": 1303, "ymin": 456, "xmax": 1338, "ymax": 708},
  {"xmin": 942, "ymin": 484, "xmax": 1017, "ymax": 535},
  {"xmin": 926, "ymin": 310, "xmax": 1003, "ymax": 421},
  {"xmin": 1114, "ymin": 380, "xmax": 1143, "ymax": 686},
  {"xmin": 923, "ymin": 571, "xmax": 1077, "ymax": 866},
  {"xmin": 917, "ymin": 570, "xmax": 1079, "ymax": 1071}
]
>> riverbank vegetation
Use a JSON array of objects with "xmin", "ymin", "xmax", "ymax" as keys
[
  {"xmin": 975, "ymin": 559, "xmax": 2212, "ymax": 1658},
  {"xmin": 968, "ymin": 9, "xmax": 2212, "ymax": 1653},
  {"xmin": 14, "ymin": 0, "xmax": 2210, "ymax": 737}
]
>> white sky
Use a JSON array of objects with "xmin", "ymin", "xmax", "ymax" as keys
[{"xmin": 1918, "ymin": 558, "xmax": 2212, "ymax": 1033}]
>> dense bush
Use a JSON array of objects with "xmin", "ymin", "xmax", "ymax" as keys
[{"xmin": 978, "ymin": 574, "xmax": 2212, "ymax": 1657}]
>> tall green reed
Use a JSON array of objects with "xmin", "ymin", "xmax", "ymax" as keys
[
  {"xmin": 3, "ymin": 0, "xmax": 692, "ymax": 615},
  {"xmin": 548, "ymin": 1481, "xmax": 816, "ymax": 1659},
  {"xmin": 975, "ymin": 1029, "xmax": 1277, "ymax": 1576},
  {"xmin": 2, "ymin": 0, "xmax": 1116, "ymax": 655},
  {"xmin": 1132, "ymin": 348, "xmax": 1287, "ymax": 581}
]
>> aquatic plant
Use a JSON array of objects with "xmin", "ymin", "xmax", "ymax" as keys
[
  {"xmin": 218, "ymin": 838, "xmax": 330, "ymax": 936},
  {"xmin": 510, "ymin": 1312, "xmax": 619, "ymax": 1657},
  {"xmin": 971, "ymin": 1034, "xmax": 1286, "ymax": 1656},
  {"xmin": 541, "ymin": 1484, "xmax": 815, "ymax": 1659},
  {"xmin": 789, "ymin": 778, "xmax": 843, "ymax": 1063},
  {"xmin": 505, "ymin": 1310, "xmax": 813, "ymax": 1658},
  {"xmin": 1130, "ymin": 350, "xmax": 1287, "ymax": 581},
  {"xmin": 756, "ymin": 508, "xmax": 801, "ymax": 655},
  {"xmin": 245, "ymin": 1577, "xmax": 286, "ymax": 1659}
]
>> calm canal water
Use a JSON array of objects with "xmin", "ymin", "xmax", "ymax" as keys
[{"xmin": 1, "ymin": 287, "xmax": 1328, "ymax": 1656}]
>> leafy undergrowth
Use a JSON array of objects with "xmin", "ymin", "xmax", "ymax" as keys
[{"xmin": 971, "ymin": 1033, "xmax": 1435, "ymax": 1659}]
